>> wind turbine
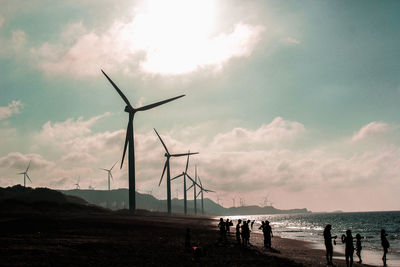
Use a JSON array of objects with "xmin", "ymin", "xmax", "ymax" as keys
[
  {"xmin": 75, "ymin": 176, "xmax": 80, "ymax": 190},
  {"xmin": 196, "ymin": 175, "xmax": 215, "ymax": 215},
  {"xmin": 154, "ymin": 128, "xmax": 198, "ymax": 215},
  {"xmin": 171, "ymin": 151, "xmax": 199, "ymax": 215},
  {"xmin": 18, "ymin": 160, "xmax": 32, "ymax": 187},
  {"xmin": 186, "ymin": 165, "xmax": 199, "ymax": 214},
  {"xmin": 101, "ymin": 70, "xmax": 184, "ymax": 213},
  {"xmin": 100, "ymin": 161, "xmax": 118, "ymax": 191}
]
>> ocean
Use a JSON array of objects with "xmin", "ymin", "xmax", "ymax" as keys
[{"xmin": 226, "ymin": 211, "xmax": 400, "ymax": 266}]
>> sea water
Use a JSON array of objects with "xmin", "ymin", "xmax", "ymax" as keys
[{"xmin": 226, "ymin": 211, "xmax": 400, "ymax": 266}]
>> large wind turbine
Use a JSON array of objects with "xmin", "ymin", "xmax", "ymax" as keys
[
  {"xmin": 100, "ymin": 161, "xmax": 118, "ymax": 191},
  {"xmin": 196, "ymin": 176, "xmax": 215, "ymax": 215},
  {"xmin": 101, "ymin": 70, "xmax": 184, "ymax": 213},
  {"xmin": 18, "ymin": 160, "xmax": 31, "ymax": 187},
  {"xmin": 171, "ymin": 151, "xmax": 199, "ymax": 215},
  {"xmin": 154, "ymin": 129, "xmax": 198, "ymax": 215}
]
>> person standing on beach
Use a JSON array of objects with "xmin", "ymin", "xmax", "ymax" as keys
[
  {"xmin": 381, "ymin": 229, "xmax": 390, "ymax": 266},
  {"xmin": 355, "ymin": 233, "xmax": 362, "ymax": 264},
  {"xmin": 323, "ymin": 224, "xmax": 337, "ymax": 266},
  {"xmin": 341, "ymin": 229, "xmax": 354, "ymax": 267},
  {"xmin": 236, "ymin": 219, "xmax": 242, "ymax": 246},
  {"xmin": 251, "ymin": 220, "xmax": 255, "ymax": 230},
  {"xmin": 218, "ymin": 218, "xmax": 226, "ymax": 243},
  {"xmin": 264, "ymin": 220, "xmax": 273, "ymax": 249},
  {"xmin": 226, "ymin": 219, "xmax": 231, "ymax": 234},
  {"xmin": 241, "ymin": 221, "xmax": 250, "ymax": 246}
]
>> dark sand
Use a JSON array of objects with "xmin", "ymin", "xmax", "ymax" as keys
[{"xmin": 0, "ymin": 210, "xmax": 373, "ymax": 266}]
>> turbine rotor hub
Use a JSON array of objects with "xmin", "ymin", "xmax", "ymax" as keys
[{"xmin": 124, "ymin": 105, "xmax": 135, "ymax": 113}]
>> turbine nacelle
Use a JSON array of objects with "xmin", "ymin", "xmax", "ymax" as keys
[{"xmin": 124, "ymin": 105, "xmax": 135, "ymax": 113}]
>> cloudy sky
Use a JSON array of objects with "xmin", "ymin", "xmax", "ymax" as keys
[{"xmin": 1, "ymin": 0, "xmax": 400, "ymax": 212}]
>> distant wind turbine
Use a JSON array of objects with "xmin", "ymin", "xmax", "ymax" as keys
[
  {"xmin": 171, "ymin": 151, "xmax": 199, "ymax": 215},
  {"xmin": 101, "ymin": 70, "xmax": 184, "ymax": 213},
  {"xmin": 154, "ymin": 129, "xmax": 198, "ymax": 215},
  {"xmin": 100, "ymin": 161, "xmax": 118, "ymax": 191},
  {"xmin": 196, "ymin": 175, "xmax": 215, "ymax": 215},
  {"xmin": 18, "ymin": 160, "xmax": 32, "ymax": 187},
  {"xmin": 186, "ymin": 165, "xmax": 199, "ymax": 214},
  {"xmin": 75, "ymin": 176, "xmax": 80, "ymax": 190}
]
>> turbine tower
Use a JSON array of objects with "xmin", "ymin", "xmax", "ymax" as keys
[
  {"xmin": 101, "ymin": 70, "xmax": 184, "ymax": 213},
  {"xmin": 187, "ymin": 165, "xmax": 199, "ymax": 214},
  {"xmin": 75, "ymin": 176, "xmax": 80, "ymax": 190},
  {"xmin": 171, "ymin": 151, "xmax": 199, "ymax": 215},
  {"xmin": 100, "ymin": 161, "xmax": 118, "ymax": 191},
  {"xmin": 18, "ymin": 160, "xmax": 31, "ymax": 187},
  {"xmin": 196, "ymin": 175, "xmax": 215, "ymax": 215},
  {"xmin": 154, "ymin": 129, "xmax": 198, "ymax": 215}
]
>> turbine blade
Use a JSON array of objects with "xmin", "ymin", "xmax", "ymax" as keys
[
  {"xmin": 185, "ymin": 151, "xmax": 190, "ymax": 173},
  {"xmin": 99, "ymin": 168, "xmax": 109, "ymax": 171},
  {"xmin": 205, "ymin": 189, "xmax": 215, "ymax": 193},
  {"xmin": 186, "ymin": 174, "xmax": 201, "ymax": 188},
  {"xmin": 101, "ymin": 70, "xmax": 133, "ymax": 108},
  {"xmin": 110, "ymin": 172, "xmax": 114, "ymax": 181},
  {"xmin": 154, "ymin": 128, "xmax": 169, "ymax": 154},
  {"xmin": 110, "ymin": 161, "xmax": 118, "ymax": 171},
  {"xmin": 120, "ymin": 121, "xmax": 131, "ymax": 169},
  {"xmin": 17, "ymin": 172, "xmax": 25, "ymax": 175},
  {"xmin": 171, "ymin": 152, "xmax": 199, "ymax": 157},
  {"xmin": 198, "ymin": 176, "xmax": 203, "ymax": 187},
  {"xmin": 158, "ymin": 161, "xmax": 168, "ymax": 186},
  {"xmin": 197, "ymin": 191, "xmax": 202, "ymax": 198},
  {"xmin": 26, "ymin": 160, "xmax": 31, "ymax": 172},
  {"xmin": 187, "ymin": 184, "xmax": 194, "ymax": 191},
  {"xmin": 135, "ymin": 95, "xmax": 185, "ymax": 111},
  {"xmin": 26, "ymin": 174, "xmax": 32, "ymax": 183},
  {"xmin": 171, "ymin": 173, "xmax": 184, "ymax": 181}
]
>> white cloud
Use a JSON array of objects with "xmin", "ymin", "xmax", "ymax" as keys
[
  {"xmin": 0, "ymin": 100, "xmax": 23, "ymax": 120},
  {"xmin": 351, "ymin": 121, "xmax": 393, "ymax": 142},
  {"xmin": 0, "ymin": 152, "xmax": 53, "ymax": 171},
  {"xmin": 37, "ymin": 112, "xmax": 109, "ymax": 142},
  {"xmin": 281, "ymin": 36, "xmax": 300, "ymax": 44},
  {"xmin": 210, "ymin": 117, "xmax": 305, "ymax": 151},
  {"xmin": 3, "ymin": 113, "xmax": 400, "ymax": 211},
  {"xmin": 32, "ymin": 0, "xmax": 264, "ymax": 76}
]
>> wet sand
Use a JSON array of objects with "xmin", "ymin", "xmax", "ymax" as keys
[
  {"xmin": 0, "ymin": 210, "xmax": 375, "ymax": 266},
  {"xmin": 249, "ymin": 232, "xmax": 373, "ymax": 267}
]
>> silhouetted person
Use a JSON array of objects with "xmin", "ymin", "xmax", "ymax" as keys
[
  {"xmin": 218, "ymin": 218, "xmax": 226, "ymax": 243},
  {"xmin": 251, "ymin": 220, "xmax": 255, "ymax": 230},
  {"xmin": 185, "ymin": 228, "xmax": 191, "ymax": 249},
  {"xmin": 264, "ymin": 220, "xmax": 273, "ymax": 248},
  {"xmin": 381, "ymin": 229, "xmax": 390, "ymax": 266},
  {"xmin": 341, "ymin": 229, "xmax": 354, "ymax": 267},
  {"xmin": 324, "ymin": 224, "xmax": 337, "ymax": 266},
  {"xmin": 226, "ymin": 219, "xmax": 231, "ymax": 234},
  {"xmin": 236, "ymin": 219, "xmax": 242, "ymax": 245},
  {"xmin": 241, "ymin": 221, "xmax": 250, "ymax": 246},
  {"xmin": 355, "ymin": 233, "xmax": 362, "ymax": 264}
]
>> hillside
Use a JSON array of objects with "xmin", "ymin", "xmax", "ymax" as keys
[
  {"xmin": 61, "ymin": 188, "xmax": 310, "ymax": 215},
  {"xmin": 0, "ymin": 185, "xmax": 105, "ymax": 213}
]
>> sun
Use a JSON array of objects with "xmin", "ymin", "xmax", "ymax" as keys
[{"xmin": 129, "ymin": 0, "xmax": 218, "ymax": 74}]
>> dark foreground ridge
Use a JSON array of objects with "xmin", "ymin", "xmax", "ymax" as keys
[{"xmin": 60, "ymin": 188, "xmax": 310, "ymax": 215}]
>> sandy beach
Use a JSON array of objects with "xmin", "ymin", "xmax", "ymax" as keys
[{"xmin": 0, "ymin": 208, "xmax": 380, "ymax": 267}]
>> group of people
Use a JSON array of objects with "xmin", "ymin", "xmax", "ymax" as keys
[
  {"xmin": 217, "ymin": 219, "xmax": 392, "ymax": 266},
  {"xmin": 218, "ymin": 218, "xmax": 273, "ymax": 249},
  {"xmin": 324, "ymin": 224, "xmax": 390, "ymax": 267}
]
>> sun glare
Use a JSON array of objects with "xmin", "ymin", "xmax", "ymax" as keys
[{"xmin": 129, "ymin": 0, "xmax": 217, "ymax": 74}]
